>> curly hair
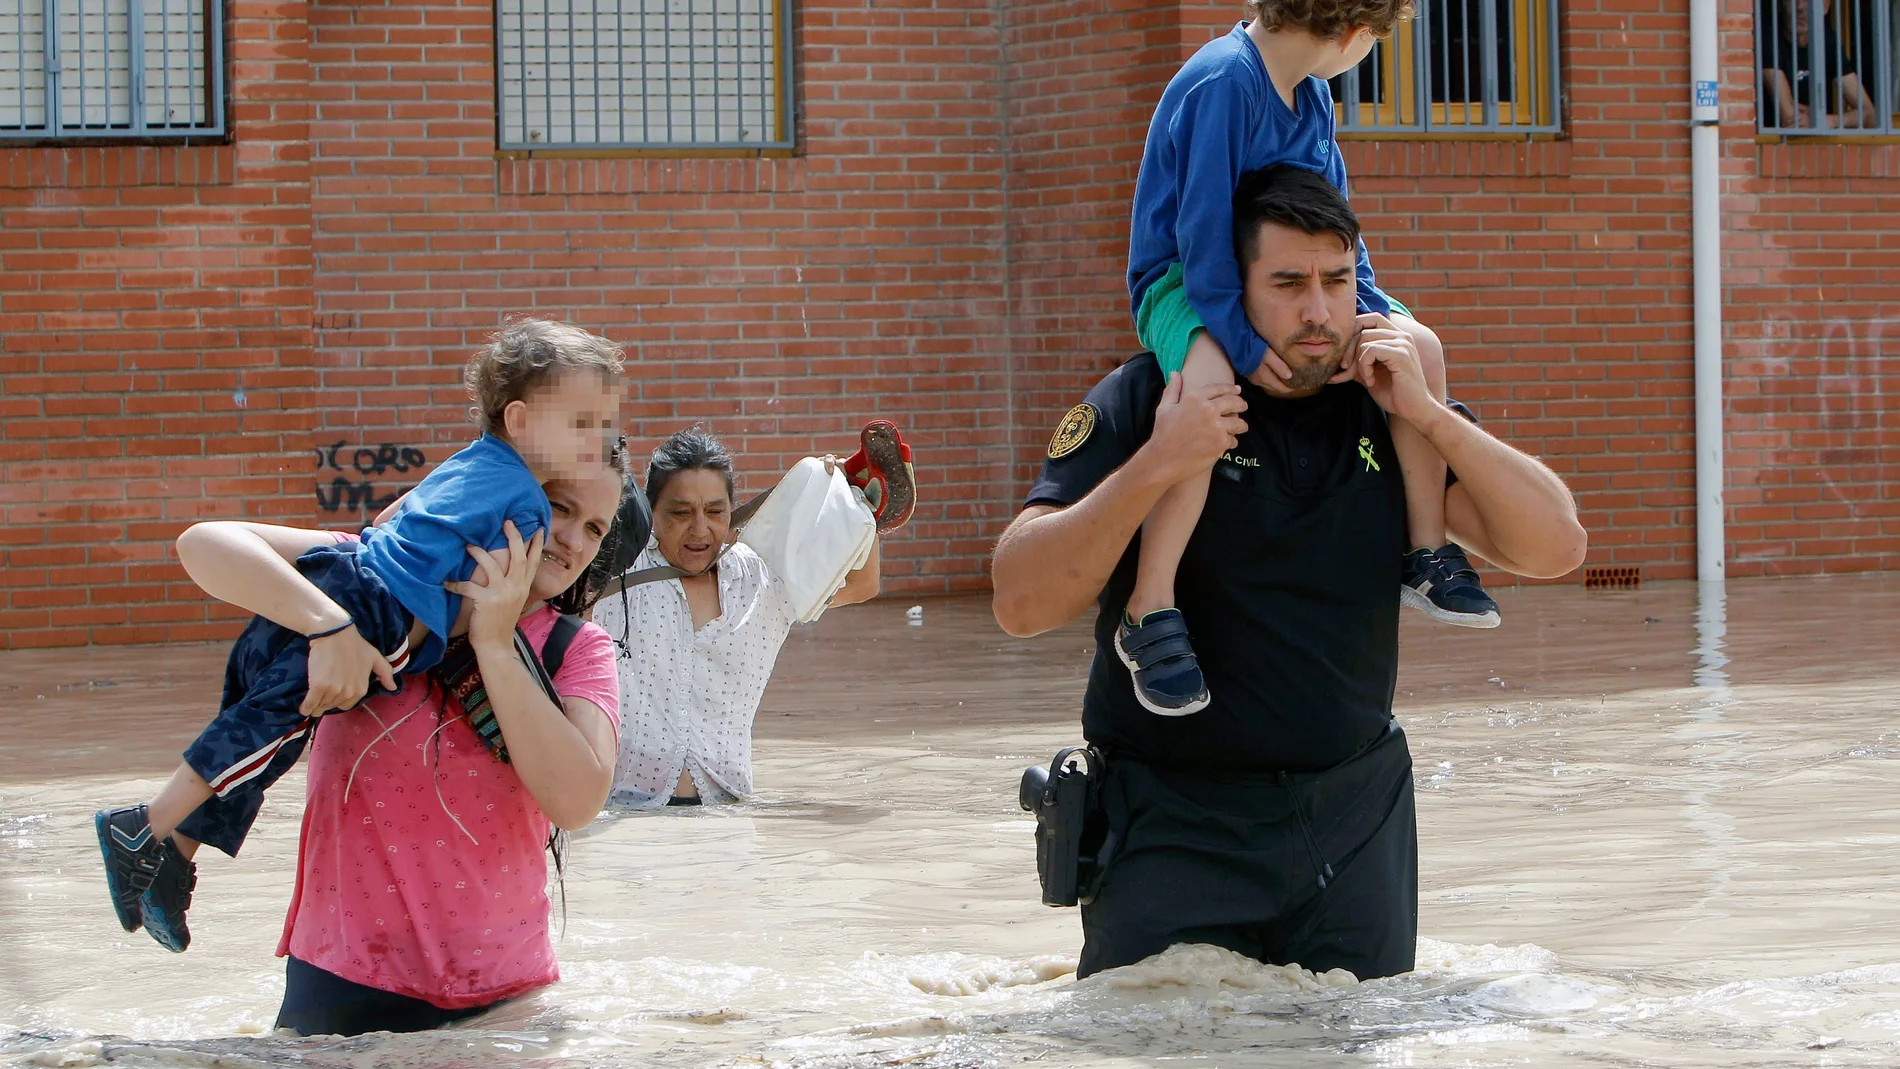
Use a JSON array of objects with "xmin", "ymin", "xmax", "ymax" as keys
[
  {"xmin": 1246, "ymin": 0, "xmax": 1414, "ymax": 40},
  {"xmin": 463, "ymin": 318, "xmax": 624, "ymax": 435}
]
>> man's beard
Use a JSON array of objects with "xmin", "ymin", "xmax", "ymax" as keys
[{"xmin": 1265, "ymin": 326, "xmax": 1350, "ymax": 392}]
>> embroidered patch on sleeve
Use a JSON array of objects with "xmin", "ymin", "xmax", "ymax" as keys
[{"xmin": 1047, "ymin": 403, "xmax": 1097, "ymax": 459}]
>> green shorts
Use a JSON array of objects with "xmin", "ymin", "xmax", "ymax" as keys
[
  {"xmin": 1133, "ymin": 263, "xmax": 1203, "ymax": 378},
  {"xmin": 1135, "ymin": 263, "xmax": 1413, "ymax": 377}
]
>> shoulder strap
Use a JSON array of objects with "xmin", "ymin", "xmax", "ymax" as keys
[
  {"xmin": 592, "ymin": 562, "xmax": 690, "ymax": 601},
  {"xmin": 588, "ymin": 482, "xmax": 779, "ymax": 602},
  {"xmin": 539, "ymin": 613, "xmax": 587, "ymax": 681}
]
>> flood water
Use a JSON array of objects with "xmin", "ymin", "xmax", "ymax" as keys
[{"xmin": 4, "ymin": 574, "xmax": 1900, "ymax": 1067}]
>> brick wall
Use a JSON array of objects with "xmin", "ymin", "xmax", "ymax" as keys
[
  {"xmin": 0, "ymin": 0, "xmax": 315, "ymax": 648},
  {"xmin": 1001, "ymin": 0, "xmax": 1200, "ymax": 489},
  {"xmin": 3, "ymin": 0, "xmax": 1898, "ymax": 648},
  {"xmin": 1003, "ymin": 0, "xmax": 1900, "ymax": 582},
  {"xmin": 304, "ymin": 0, "xmax": 1013, "ymax": 595},
  {"xmin": 1720, "ymin": 0, "xmax": 1900, "ymax": 574}
]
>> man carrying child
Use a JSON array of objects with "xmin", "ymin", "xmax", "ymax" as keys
[{"xmin": 1115, "ymin": 0, "xmax": 1502, "ymax": 718}]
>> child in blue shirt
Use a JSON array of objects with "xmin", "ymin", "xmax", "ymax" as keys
[
  {"xmin": 1117, "ymin": 1, "xmax": 1501, "ymax": 716},
  {"xmin": 96, "ymin": 318, "xmax": 624, "ymax": 952}
]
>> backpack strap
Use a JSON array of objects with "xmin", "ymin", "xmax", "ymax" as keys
[
  {"xmin": 539, "ymin": 612, "xmax": 588, "ymax": 681},
  {"xmin": 589, "ymin": 485, "xmax": 778, "ymax": 602}
]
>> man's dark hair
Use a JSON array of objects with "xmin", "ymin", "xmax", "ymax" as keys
[
  {"xmin": 1233, "ymin": 164, "xmax": 1362, "ymax": 267},
  {"xmin": 645, "ymin": 427, "xmax": 736, "ymax": 507}
]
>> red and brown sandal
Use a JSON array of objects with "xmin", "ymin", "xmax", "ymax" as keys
[{"xmin": 841, "ymin": 419, "xmax": 917, "ymax": 532}]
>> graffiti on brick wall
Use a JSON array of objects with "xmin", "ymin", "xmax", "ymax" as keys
[
  {"xmin": 1739, "ymin": 313, "xmax": 1896, "ymax": 560},
  {"xmin": 315, "ymin": 442, "xmax": 429, "ymax": 513}
]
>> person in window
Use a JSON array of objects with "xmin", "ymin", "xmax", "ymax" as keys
[{"xmin": 1761, "ymin": 0, "xmax": 1877, "ymax": 128}]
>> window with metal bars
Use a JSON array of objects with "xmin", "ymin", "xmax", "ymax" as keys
[
  {"xmin": 1328, "ymin": 0, "xmax": 1560, "ymax": 135},
  {"xmin": 1756, "ymin": 0, "xmax": 1897, "ymax": 135},
  {"xmin": 495, "ymin": 0, "xmax": 793, "ymax": 153},
  {"xmin": 0, "ymin": 0, "xmax": 224, "ymax": 142}
]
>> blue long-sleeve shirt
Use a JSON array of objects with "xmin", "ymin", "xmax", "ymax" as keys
[
  {"xmin": 357, "ymin": 433, "xmax": 550, "ymax": 673},
  {"xmin": 1128, "ymin": 22, "xmax": 1393, "ymax": 377}
]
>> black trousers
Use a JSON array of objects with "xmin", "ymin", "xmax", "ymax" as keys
[
  {"xmin": 1077, "ymin": 721, "xmax": 1417, "ymax": 981},
  {"xmin": 275, "ymin": 956, "xmax": 495, "ymax": 1037}
]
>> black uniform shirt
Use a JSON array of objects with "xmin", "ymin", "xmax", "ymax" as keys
[{"xmin": 1026, "ymin": 354, "xmax": 1408, "ymax": 774}]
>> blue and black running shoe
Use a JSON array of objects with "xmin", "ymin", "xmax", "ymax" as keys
[
  {"xmin": 95, "ymin": 804, "xmax": 164, "ymax": 934},
  {"xmin": 140, "ymin": 841, "xmax": 196, "ymax": 953}
]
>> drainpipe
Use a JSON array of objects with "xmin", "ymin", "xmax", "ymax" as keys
[{"xmin": 1691, "ymin": 0, "xmax": 1724, "ymax": 582}]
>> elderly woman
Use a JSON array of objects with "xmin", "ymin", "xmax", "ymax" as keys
[
  {"xmin": 593, "ymin": 429, "xmax": 881, "ymax": 807},
  {"xmin": 166, "ymin": 458, "xmax": 640, "ymax": 1034}
]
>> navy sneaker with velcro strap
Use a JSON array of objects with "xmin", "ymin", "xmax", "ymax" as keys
[
  {"xmin": 1400, "ymin": 543, "xmax": 1501, "ymax": 629},
  {"xmin": 1113, "ymin": 609, "xmax": 1212, "ymax": 716},
  {"xmin": 139, "ymin": 840, "xmax": 197, "ymax": 953}
]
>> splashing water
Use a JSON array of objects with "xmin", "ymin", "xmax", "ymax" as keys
[{"xmin": 6, "ymin": 577, "xmax": 1900, "ymax": 1068}]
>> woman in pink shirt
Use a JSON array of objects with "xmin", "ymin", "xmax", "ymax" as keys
[{"xmin": 170, "ymin": 459, "xmax": 637, "ymax": 1035}]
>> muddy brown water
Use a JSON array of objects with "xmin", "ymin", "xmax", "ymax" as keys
[{"xmin": 4, "ymin": 575, "xmax": 1900, "ymax": 1067}]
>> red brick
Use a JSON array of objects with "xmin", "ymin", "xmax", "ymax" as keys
[{"xmin": 1, "ymin": 0, "xmax": 1896, "ymax": 647}]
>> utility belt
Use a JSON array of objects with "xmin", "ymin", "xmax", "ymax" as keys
[
  {"xmin": 1017, "ymin": 746, "xmax": 1117, "ymax": 907},
  {"xmin": 1017, "ymin": 723, "xmax": 1404, "ymax": 907}
]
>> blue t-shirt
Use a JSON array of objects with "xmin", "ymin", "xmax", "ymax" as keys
[
  {"xmin": 357, "ymin": 433, "xmax": 550, "ymax": 673},
  {"xmin": 1127, "ymin": 22, "xmax": 1393, "ymax": 378}
]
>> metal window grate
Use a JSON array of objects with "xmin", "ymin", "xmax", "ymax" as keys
[
  {"xmin": 0, "ymin": 0, "xmax": 224, "ymax": 140},
  {"xmin": 1329, "ymin": 0, "xmax": 1561, "ymax": 135},
  {"xmin": 1756, "ymin": 0, "xmax": 1896, "ymax": 136},
  {"xmin": 496, "ymin": 0, "xmax": 792, "ymax": 152}
]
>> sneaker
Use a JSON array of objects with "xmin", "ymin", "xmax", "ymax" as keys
[
  {"xmin": 140, "ymin": 841, "xmax": 197, "ymax": 953},
  {"xmin": 1112, "ymin": 609, "xmax": 1212, "ymax": 716},
  {"xmin": 95, "ymin": 804, "xmax": 165, "ymax": 934},
  {"xmin": 841, "ymin": 420, "xmax": 917, "ymax": 532},
  {"xmin": 1400, "ymin": 543, "xmax": 1501, "ymax": 628}
]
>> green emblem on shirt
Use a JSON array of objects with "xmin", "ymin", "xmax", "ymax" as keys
[{"xmin": 1357, "ymin": 436, "xmax": 1380, "ymax": 472}]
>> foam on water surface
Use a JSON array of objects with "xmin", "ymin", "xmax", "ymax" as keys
[{"xmin": 7, "ymin": 581, "xmax": 1900, "ymax": 1067}]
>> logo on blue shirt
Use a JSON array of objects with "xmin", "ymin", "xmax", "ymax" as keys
[{"xmin": 1317, "ymin": 137, "xmax": 1330, "ymax": 158}]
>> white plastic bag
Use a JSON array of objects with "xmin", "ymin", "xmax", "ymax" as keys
[{"xmin": 737, "ymin": 456, "xmax": 876, "ymax": 623}]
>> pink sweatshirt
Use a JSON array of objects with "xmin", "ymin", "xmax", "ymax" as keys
[{"xmin": 277, "ymin": 602, "xmax": 620, "ymax": 1009}]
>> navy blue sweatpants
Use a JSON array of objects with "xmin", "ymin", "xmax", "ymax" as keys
[{"xmin": 175, "ymin": 541, "xmax": 414, "ymax": 857}]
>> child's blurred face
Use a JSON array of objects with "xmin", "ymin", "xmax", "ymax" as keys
[
  {"xmin": 1316, "ymin": 27, "xmax": 1379, "ymax": 79},
  {"xmin": 504, "ymin": 369, "xmax": 619, "ymax": 482}
]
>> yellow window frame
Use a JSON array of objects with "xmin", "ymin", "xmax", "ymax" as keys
[{"xmin": 1338, "ymin": 0, "xmax": 1556, "ymax": 130}]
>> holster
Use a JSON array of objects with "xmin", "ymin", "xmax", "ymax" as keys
[{"xmin": 1019, "ymin": 746, "xmax": 1118, "ymax": 907}]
